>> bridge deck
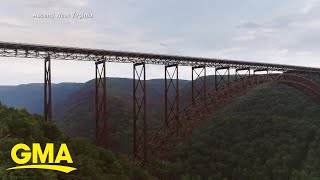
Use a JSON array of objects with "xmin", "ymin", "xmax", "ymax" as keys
[{"xmin": 0, "ymin": 41, "xmax": 320, "ymax": 73}]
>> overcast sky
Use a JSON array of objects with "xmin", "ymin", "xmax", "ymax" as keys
[{"xmin": 0, "ymin": 0, "xmax": 320, "ymax": 85}]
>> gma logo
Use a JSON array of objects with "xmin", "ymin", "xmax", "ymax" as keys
[{"xmin": 7, "ymin": 143, "xmax": 76, "ymax": 173}]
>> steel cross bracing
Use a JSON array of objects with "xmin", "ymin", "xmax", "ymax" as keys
[
  {"xmin": 44, "ymin": 55, "xmax": 52, "ymax": 121},
  {"xmin": 192, "ymin": 66, "xmax": 207, "ymax": 104},
  {"xmin": 164, "ymin": 64, "xmax": 180, "ymax": 135},
  {"xmin": 95, "ymin": 60, "xmax": 108, "ymax": 148},
  {"xmin": 215, "ymin": 66, "xmax": 230, "ymax": 89},
  {"xmin": 133, "ymin": 62, "xmax": 148, "ymax": 165},
  {"xmin": 235, "ymin": 67, "xmax": 251, "ymax": 80},
  {"xmin": 1, "ymin": 42, "xmax": 320, "ymax": 73}
]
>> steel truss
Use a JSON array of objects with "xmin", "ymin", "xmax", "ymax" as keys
[
  {"xmin": 95, "ymin": 60, "xmax": 108, "ymax": 148},
  {"xmin": 133, "ymin": 62, "xmax": 148, "ymax": 166},
  {"xmin": 1, "ymin": 42, "xmax": 320, "ymax": 73},
  {"xmin": 215, "ymin": 66, "xmax": 230, "ymax": 89},
  {"xmin": 192, "ymin": 66, "xmax": 207, "ymax": 103},
  {"xmin": 44, "ymin": 55, "xmax": 52, "ymax": 121}
]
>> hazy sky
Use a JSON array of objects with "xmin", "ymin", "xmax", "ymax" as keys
[{"xmin": 0, "ymin": 0, "xmax": 320, "ymax": 85}]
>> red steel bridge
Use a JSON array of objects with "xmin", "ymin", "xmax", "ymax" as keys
[{"xmin": 1, "ymin": 42, "xmax": 320, "ymax": 167}]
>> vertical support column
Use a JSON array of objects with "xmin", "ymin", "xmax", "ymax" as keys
[
  {"xmin": 192, "ymin": 66, "xmax": 206, "ymax": 103},
  {"xmin": 44, "ymin": 55, "xmax": 52, "ymax": 122},
  {"xmin": 164, "ymin": 64, "xmax": 179, "ymax": 129},
  {"xmin": 133, "ymin": 62, "xmax": 148, "ymax": 165},
  {"xmin": 236, "ymin": 67, "xmax": 251, "ymax": 80},
  {"xmin": 95, "ymin": 60, "xmax": 108, "ymax": 148},
  {"xmin": 308, "ymin": 72, "xmax": 312, "ymax": 80},
  {"xmin": 215, "ymin": 66, "xmax": 230, "ymax": 90}
]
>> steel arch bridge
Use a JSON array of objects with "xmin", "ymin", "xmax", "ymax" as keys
[
  {"xmin": 0, "ymin": 42, "xmax": 320, "ymax": 167},
  {"xmin": 135, "ymin": 73, "xmax": 320, "ymax": 166}
]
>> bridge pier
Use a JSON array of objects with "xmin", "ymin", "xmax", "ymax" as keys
[
  {"xmin": 133, "ymin": 62, "xmax": 148, "ymax": 166},
  {"xmin": 44, "ymin": 55, "xmax": 52, "ymax": 121},
  {"xmin": 165, "ymin": 64, "xmax": 180, "ymax": 134},
  {"xmin": 95, "ymin": 60, "xmax": 108, "ymax": 148},
  {"xmin": 215, "ymin": 66, "xmax": 230, "ymax": 89},
  {"xmin": 192, "ymin": 66, "xmax": 207, "ymax": 103}
]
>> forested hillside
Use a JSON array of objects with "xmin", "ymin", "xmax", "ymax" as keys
[{"xmin": 0, "ymin": 103, "xmax": 154, "ymax": 179}]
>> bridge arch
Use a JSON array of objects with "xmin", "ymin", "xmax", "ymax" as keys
[{"xmin": 136, "ymin": 73, "xmax": 320, "ymax": 166}]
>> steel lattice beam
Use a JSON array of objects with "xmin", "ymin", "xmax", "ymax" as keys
[
  {"xmin": 133, "ymin": 62, "xmax": 148, "ymax": 166},
  {"xmin": 44, "ymin": 55, "xmax": 52, "ymax": 121},
  {"xmin": 95, "ymin": 60, "xmax": 108, "ymax": 148}
]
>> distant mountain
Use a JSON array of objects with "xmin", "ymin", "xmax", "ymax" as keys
[{"xmin": 0, "ymin": 83, "xmax": 83, "ymax": 114}]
